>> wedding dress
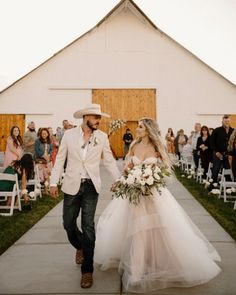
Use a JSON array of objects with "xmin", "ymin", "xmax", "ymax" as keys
[{"xmin": 94, "ymin": 156, "xmax": 221, "ymax": 293}]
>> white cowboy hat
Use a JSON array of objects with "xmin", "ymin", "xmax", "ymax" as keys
[{"xmin": 73, "ymin": 103, "xmax": 110, "ymax": 119}]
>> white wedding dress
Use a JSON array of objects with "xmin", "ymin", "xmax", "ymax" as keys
[{"xmin": 94, "ymin": 156, "xmax": 221, "ymax": 293}]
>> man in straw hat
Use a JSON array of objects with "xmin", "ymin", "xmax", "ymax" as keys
[{"xmin": 50, "ymin": 103, "xmax": 120, "ymax": 288}]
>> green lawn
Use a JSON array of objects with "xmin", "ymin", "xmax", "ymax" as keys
[
  {"xmin": 174, "ymin": 167, "xmax": 236, "ymax": 241},
  {"xmin": 0, "ymin": 192, "xmax": 63, "ymax": 255}
]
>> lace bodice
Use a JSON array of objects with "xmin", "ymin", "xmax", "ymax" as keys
[{"xmin": 132, "ymin": 155, "xmax": 158, "ymax": 166}]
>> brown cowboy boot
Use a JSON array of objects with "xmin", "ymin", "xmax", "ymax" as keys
[{"xmin": 81, "ymin": 272, "xmax": 93, "ymax": 288}]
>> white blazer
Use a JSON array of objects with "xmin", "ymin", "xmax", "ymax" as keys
[{"xmin": 50, "ymin": 126, "xmax": 121, "ymax": 195}]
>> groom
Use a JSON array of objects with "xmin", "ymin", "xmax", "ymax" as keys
[{"xmin": 50, "ymin": 103, "xmax": 120, "ymax": 288}]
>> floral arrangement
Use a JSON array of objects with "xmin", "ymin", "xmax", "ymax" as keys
[
  {"xmin": 112, "ymin": 163, "xmax": 171, "ymax": 205},
  {"xmin": 21, "ymin": 187, "xmax": 41, "ymax": 200},
  {"xmin": 108, "ymin": 119, "xmax": 126, "ymax": 135}
]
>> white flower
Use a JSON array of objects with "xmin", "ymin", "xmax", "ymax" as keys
[
  {"xmin": 154, "ymin": 173, "xmax": 160, "ymax": 180},
  {"xmin": 140, "ymin": 180, "xmax": 146, "ymax": 186},
  {"xmin": 231, "ymin": 187, "xmax": 236, "ymax": 193},
  {"xmin": 29, "ymin": 191, "xmax": 35, "ymax": 198},
  {"xmin": 210, "ymin": 189, "xmax": 220, "ymax": 195},
  {"xmin": 21, "ymin": 189, "xmax": 28, "ymax": 195},
  {"xmin": 126, "ymin": 175, "xmax": 135, "ymax": 185},
  {"xmin": 144, "ymin": 167, "xmax": 152, "ymax": 176},
  {"xmin": 181, "ymin": 175, "xmax": 185, "ymax": 178},
  {"xmin": 226, "ymin": 188, "xmax": 232, "ymax": 195},
  {"xmin": 108, "ymin": 119, "xmax": 126, "ymax": 135},
  {"xmin": 34, "ymin": 189, "xmax": 41, "ymax": 195},
  {"xmin": 154, "ymin": 166, "xmax": 161, "ymax": 173},
  {"xmin": 202, "ymin": 179, "xmax": 207, "ymax": 184},
  {"xmin": 145, "ymin": 176, "xmax": 154, "ymax": 185},
  {"xmin": 93, "ymin": 137, "xmax": 99, "ymax": 146},
  {"xmin": 133, "ymin": 168, "xmax": 142, "ymax": 177},
  {"xmin": 209, "ymin": 179, "xmax": 213, "ymax": 183},
  {"xmin": 213, "ymin": 183, "xmax": 218, "ymax": 187},
  {"xmin": 205, "ymin": 181, "xmax": 210, "ymax": 188},
  {"xmin": 190, "ymin": 170, "xmax": 195, "ymax": 175},
  {"xmin": 187, "ymin": 175, "xmax": 192, "ymax": 179}
]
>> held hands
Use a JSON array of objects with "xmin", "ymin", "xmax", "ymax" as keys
[{"xmin": 50, "ymin": 186, "xmax": 58, "ymax": 199}]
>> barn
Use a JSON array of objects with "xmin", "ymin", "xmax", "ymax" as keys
[{"xmin": 0, "ymin": 0, "xmax": 235, "ymax": 157}]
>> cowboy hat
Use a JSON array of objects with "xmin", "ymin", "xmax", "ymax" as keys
[{"xmin": 73, "ymin": 103, "xmax": 110, "ymax": 119}]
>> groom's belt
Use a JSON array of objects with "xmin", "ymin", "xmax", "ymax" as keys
[{"xmin": 81, "ymin": 178, "xmax": 92, "ymax": 184}]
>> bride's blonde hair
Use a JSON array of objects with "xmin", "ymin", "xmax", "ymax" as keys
[{"xmin": 128, "ymin": 117, "xmax": 171, "ymax": 168}]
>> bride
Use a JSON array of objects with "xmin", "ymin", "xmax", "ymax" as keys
[{"xmin": 94, "ymin": 118, "xmax": 221, "ymax": 293}]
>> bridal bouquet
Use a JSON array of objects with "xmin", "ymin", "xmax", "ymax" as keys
[{"xmin": 112, "ymin": 163, "xmax": 171, "ymax": 205}]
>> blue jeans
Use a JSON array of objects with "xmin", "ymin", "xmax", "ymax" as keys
[{"xmin": 63, "ymin": 180, "xmax": 98, "ymax": 273}]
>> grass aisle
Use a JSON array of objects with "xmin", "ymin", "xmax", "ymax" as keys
[
  {"xmin": 174, "ymin": 167, "xmax": 236, "ymax": 241},
  {"xmin": 0, "ymin": 192, "xmax": 63, "ymax": 255}
]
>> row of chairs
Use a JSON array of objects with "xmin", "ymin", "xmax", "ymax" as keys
[
  {"xmin": 0, "ymin": 165, "xmax": 42, "ymax": 216},
  {"xmin": 179, "ymin": 155, "xmax": 236, "ymax": 210}
]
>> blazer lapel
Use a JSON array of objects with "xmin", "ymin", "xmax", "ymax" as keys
[{"xmin": 75, "ymin": 126, "xmax": 84, "ymax": 160}]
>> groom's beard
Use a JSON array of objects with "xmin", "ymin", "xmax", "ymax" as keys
[{"xmin": 87, "ymin": 120, "xmax": 99, "ymax": 131}]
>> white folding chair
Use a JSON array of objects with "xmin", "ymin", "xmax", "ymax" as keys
[
  {"xmin": 0, "ymin": 173, "xmax": 21, "ymax": 216},
  {"xmin": 182, "ymin": 155, "xmax": 194, "ymax": 175},
  {"xmin": 26, "ymin": 165, "xmax": 42, "ymax": 200},
  {"xmin": 219, "ymin": 168, "xmax": 236, "ymax": 202},
  {"xmin": 196, "ymin": 159, "xmax": 204, "ymax": 183},
  {"xmin": 206, "ymin": 162, "xmax": 213, "ymax": 182}
]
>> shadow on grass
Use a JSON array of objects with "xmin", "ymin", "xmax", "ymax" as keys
[{"xmin": 175, "ymin": 167, "xmax": 236, "ymax": 241}]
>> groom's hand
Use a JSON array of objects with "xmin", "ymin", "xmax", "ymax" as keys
[
  {"xmin": 111, "ymin": 181, "xmax": 119, "ymax": 192},
  {"xmin": 50, "ymin": 186, "xmax": 58, "ymax": 198}
]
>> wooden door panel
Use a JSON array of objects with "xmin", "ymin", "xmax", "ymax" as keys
[
  {"xmin": 93, "ymin": 89, "xmax": 156, "ymax": 158},
  {"xmin": 0, "ymin": 114, "xmax": 25, "ymax": 152}
]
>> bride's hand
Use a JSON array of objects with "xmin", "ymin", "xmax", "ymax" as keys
[{"xmin": 124, "ymin": 159, "xmax": 134, "ymax": 174}]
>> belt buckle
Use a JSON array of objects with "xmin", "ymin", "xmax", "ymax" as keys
[{"xmin": 81, "ymin": 178, "xmax": 90, "ymax": 183}]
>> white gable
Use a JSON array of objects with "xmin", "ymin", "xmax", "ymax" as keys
[{"xmin": 0, "ymin": 0, "xmax": 235, "ymax": 134}]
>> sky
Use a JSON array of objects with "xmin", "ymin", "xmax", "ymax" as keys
[{"xmin": 0, "ymin": 0, "xmax": 235, "ymax": 91}]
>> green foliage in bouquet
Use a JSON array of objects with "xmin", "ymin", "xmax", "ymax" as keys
[{"xmin": 112, "ymin": 163, "xmax": 171, "ymax": 205}]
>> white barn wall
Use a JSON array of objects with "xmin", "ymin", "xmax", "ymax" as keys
[{"xmin": 0, "ymin": 4, "xmax": 235, "ymax": 136}]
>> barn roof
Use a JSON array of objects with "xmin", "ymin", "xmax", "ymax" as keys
[{"xmin": 0, "ymin": 0, "xmax": 235, "ymax": 94}]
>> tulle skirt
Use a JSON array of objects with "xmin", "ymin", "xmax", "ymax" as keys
[{"xmin": 94, "ymin": 187, "xmax": 221, "ymax": 293}]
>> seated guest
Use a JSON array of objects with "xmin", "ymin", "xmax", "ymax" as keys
[{"xmin": 0, "ymin": 154, "xmax": 34, "ymax": 204}]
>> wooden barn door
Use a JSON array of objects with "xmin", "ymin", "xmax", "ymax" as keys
[
  {"xmin": 92, "ymin": 89, "xmax": 156, "ymax": 158},
  {"xmin": 230, "ymin": 115, "xmax": 236, "ymax": 128},
  {"xmin": 0, "ymin": 114, "xmax": 25, "ymax": 152}
]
